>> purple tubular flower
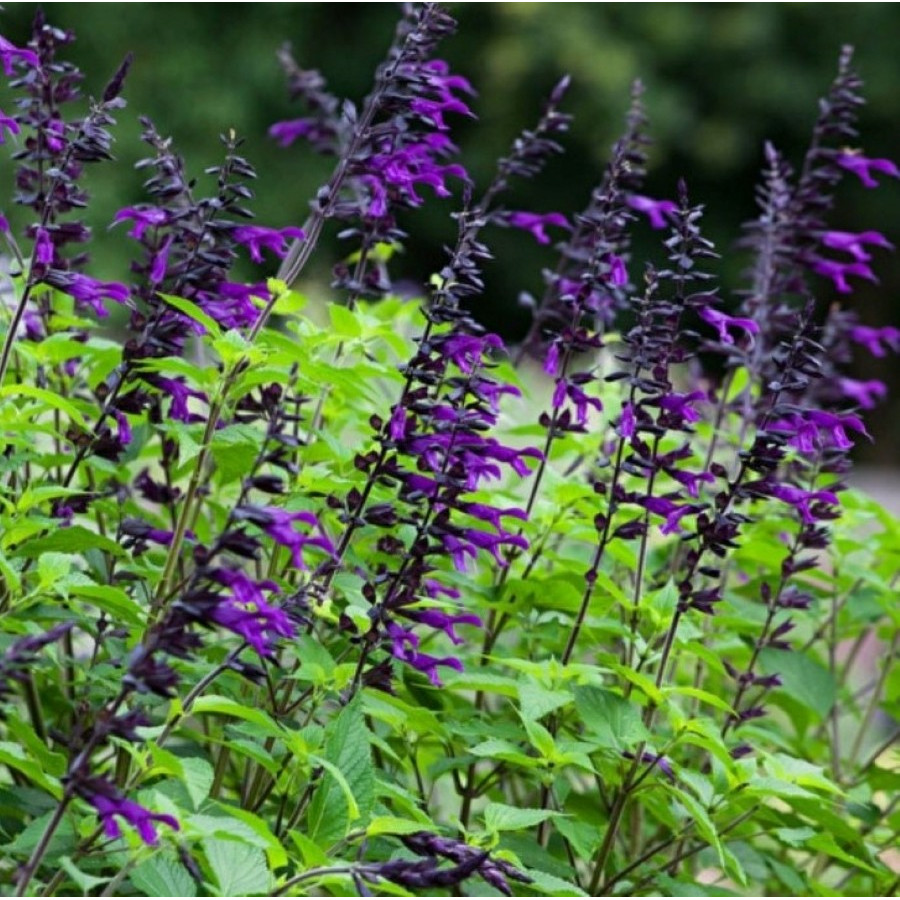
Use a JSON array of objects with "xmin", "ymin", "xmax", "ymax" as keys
[
  {"xmin": 88, "ymin": 791, "xmax": 179, "ymax": 845},
  {"xmin": 232, "ymin": 225, "xmax": 307, "ymax": 263},
  {"xmin": 821, "ymin": 229, "xmax": 893, "ymax": 261},
  {"xmin": 268, "ymin": 117, "xmax": 322, "ymax": 147},
  {"xmin": 627, "ymin": 194, "xmax": 678, "ymax": 229},
  {"xmin": 619, "ymin": 402, "xmax": 636, "ymax": 438},
  {"xmin": 699, "ymin": 307, "xmax": 760, "ymax": 345},
  {"xmin": 504, "ymin": 211, "xmax": 571, "ymax": 245},
  {"xmin": 405, "ymin": 608, "xmax": 482, "ymax": 644},
  {"xmin": 849, "ymin": 324, "xmax": 900, "ymax": 358},
  {"xmin": 387, "ymin": 624, "xmax": 463, "ymax": 686},
  {"xmin": 52, "ymin": 273, "xmax": 130, "ymax": 317},
  {"xmin": 112, "ymin": 205, "xmax": 168, "ymax": 239},
  {"xmin": 809, "ymin": 256, "xmax": 877, "ymax": 293},
  {"xmin": 0, "ymin": 108, "xmax": 19, "ymax": 142},
  {"xmin": 543, "ymin": 341, "xmax": 560, "ymax": 376},
  {"xmin": 837, "ymin": 151, "xmax": 900, "ymax": 188},
  {"xmin": 641, "ymin": 496, "xmax": 699, "ymax": 535},
  {"xmin": 837, "ymin": 377, "xmax": 887, "ymax": 409},
  {"xmin": 768, "ymin": 484, "xmax": 839, "ymax": 525},
  {"xmin": 153, "ymin": 377, "xmax": 207, "ymax": 423},
  {"xmin": 0, "ymin": 35, "xmax": 39, "ymax": 75},
  {"xmin": 211, "ymin": 569, "xmax": 295, "ymax": 657},
  {"xmin": 33, "ymin": 227, "xmax": 54, "ymax": 265},
  {"xmin": 260, "ymin": 508, "xmax": 334, "ymax": 569}
]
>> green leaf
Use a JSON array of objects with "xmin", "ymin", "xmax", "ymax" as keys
[
  {"xmin": 574, "ymin": 687, "xmax": 649, "ymax": 750},
  {"xmin": 130, "ymin": 856, "xmax": 197, "ymax": 897},
  {"xmin": 306, "ymin": 698, "xmax": 374, "ymax": 848},
  {"xmin": 663, "ymin": 685, "xmax": 736, "ymax": 716},
  {"xmin": 519, "ymin": 682, "xmax": 571, "ymax": 721},
  {"xmin": 37, "ymin": 552, "xmax": 73, "ymax": 589},
  {"xmin": 524, "ymin": 868, "xmax": 587, "ymax": 897},
  {"xmin": 13, "ymin": 526, "xmax": 127, "ymax": 560},
  {"xmin": 69, "ymin": 583, "xmax": 144, "ymax": 627},
  {"xmin": 484, "ymin": 802, "xmax": 557, "ymax": 832},
  {"xmin": 367, "ymin": 815, "xmax": 432, "ymax": 837},
  {"xmin": 0, "ymin": 741, "xmax": 63, "ymax": 798},
  {"xmin": 159, "ymin": 292, "xmax": 223, "ymax": 338},
  {"xmin": 0, "ymin": 383, "xmax": 89, "ymax": 431},
  {"xmin": 210, "ymin": 424, "xmax": 262, "ymax": 485},
  {"xmin": 522, "ymin": 717, "xmax": 556, "ymax": 758},
  {"xmin": 606, "ymin": 663, "xmax": 664, "ymax": 706},
  {"xmin": 212, "ymin": 803, "xmax": 288, "ymax": 869},
  {"xmin": 190, "ymin": 695, "xmax": 283, "ymax": 734},
  {"xmin": 204, "ymin": 838, "xmax": 271, "ymax": 896},
  {"xmin": 58, "ymin": 856, "xmax": 110, "ymax": 892},
  {"xmin": 666, "ymin": 785, "xmax": 725, "ymax": 867},
  {"xmin": 805, "ymin": 833, "xmax": 881, "ymax": 874},
  {"xmin": 758, "ymin": 648, "xmax": 836, "ymax": 718},
  {"xmin": 328, "ymin": 302, "xmax": 363, "ymax": 338},
  {"xmin": 180, "ymin": 756, "xmax": 214, "ymax": 811}
]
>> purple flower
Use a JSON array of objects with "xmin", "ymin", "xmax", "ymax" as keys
[
  {"xmin": 387, "ymin": 623, "xmax": 463, "ymax": 686},
  {"xmin": 504, "ymin": 211, "xmax": 571, "ymax": 245},
  {"xmin": 821, "ymin": 229, "xmax": 893, "ymax": 262},
  {"xmin": 113, "ymin": 206, "xmax": 168, "ymax": 240},
  {"xmin": 0, "ymin": 35, "xmax": 39, "ymax": 75},
  {"xmin": 641, "ymin": 496, "xmax": 699, "ymax": 535},
  {"xmin": 837, "ymin": 377, "xmax": 887, "ymax": 409},
  {"xmin": 768, "ymin": 484, "xmax": 839, "ymax": 525},
  {"xmin": 0, "ymin": 108, "xmax": 19, "ymax": 142},
  {"xmin": 836, "ymin": 151, "xmax": 900, "ymax": 189},
  {"xmin": 784, "ymin": 410, "xmax": 870, "ymax": 453},
  {"xmin": 150, "ymin": 235, "xmax": 173, "ymax": 284},
  {"xmin": 619, "ymin": 402, "xmax": 636, "ymax": 439},
  {"xmin": 699, "ymin": 307, "xmax": 760, "ymax": 345},
  {"xmin": 50, "ymin": 274, "xmax": 130, "ymax": 317},
  {"xmin": 849, "ymin": 325, "xmax": 900, "ymax": 358},
  {"xmin": 232, "ymin": 225, "xmax": 306, "ymax": 263},
  {"xmin": 88, "ymin": 791, "xmax": 179, "ymax": 845},
  {"xmin": 246, "ymin": 507, "xmax": 335, "ymax": 569},
  {"xmin": 211, "ymin": 569, "xmax": 295, "ymax": 657},
  {"xmin": 627, "ymin": 194, "xmax": 678, "ymax": 229},
  {"xmin": 33, "ymin": 228, "xmax": 54, "ymax": 265},
  {"xmin": 543, "ymin": 341, "xmax": 560, "ymax": 376},
  {"xmin": 152, "ymin": 377, "xmax": 207, "ymax": 423},
  {"xmin": 0, "ymin": 213, "xmax": 8, "ymax": 234},
  {"xmin": 404, "ymin": 608, "xmax": 482, "ymax": 645},
  {"xmin": 268, "ymin": 117, "xmax": 323, "ymax": 147},
  {"xmin": 809, "ymin": 257, "xmax": 877, "ymax": 293}
]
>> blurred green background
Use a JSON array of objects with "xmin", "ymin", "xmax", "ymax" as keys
[{"xmin": 1, "ymin": 3, "xmax": 898, "ymax": 463}]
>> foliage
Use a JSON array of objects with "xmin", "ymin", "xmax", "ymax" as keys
[{"xmin": 0, "ymin": 5, "xmax": 897, "ymax": 897}]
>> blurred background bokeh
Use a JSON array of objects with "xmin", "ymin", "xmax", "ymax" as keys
[{"xmin": 1, "ymin": 3, "xmax": 898, "ymax": 467}]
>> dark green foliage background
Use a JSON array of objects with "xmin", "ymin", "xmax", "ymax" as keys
[{"xmin": 1, "ymin": 2, "xmax": 898, "ymax": 459}]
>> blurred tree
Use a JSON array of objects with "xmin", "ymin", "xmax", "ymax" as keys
[{"xmin": 0, "ymin": 3, "xmax": 897, "ymax": 461}]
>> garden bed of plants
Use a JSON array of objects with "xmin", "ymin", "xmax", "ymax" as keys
[{"xmin": 0, "ymin": 4, "xmax": 897, "ymax": 897}]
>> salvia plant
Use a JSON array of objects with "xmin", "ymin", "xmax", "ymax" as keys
[{"xmin": 0, "ymin": 5, "xmax": 897, "ymax": 897}]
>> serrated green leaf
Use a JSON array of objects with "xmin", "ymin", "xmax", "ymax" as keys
[
  {"xmin": 69, "ymin": 583, "xmax": 144, "ymax": 626},
  {"xmin": 524, "ymin": 868, "xmax": 587, "ymax": 896},
  {"xmin": 213, "ymin": 802, "xmax": 288, "ymax": 869},
  {"xmin": 130, "ymin": 856, "xmax": 197, "ymax": 897},
  {"xmin": 210, "ymin": 423, "xmax": 261, "ymax": 485},
  {"xmin": 180, "ymin": 756, "xmax": 214, "ymax": 811},
  {"xmin": 522, "ymin": 717, "xmax": 556, "ymax": 758},
  {"xmin": 484, "ymin": 802, "xmax": 557, "ymax": 832},
  {"xmin": 58, "ymin": 855, "xmax": 110, "ymax": 892},
  {"xmin": 519, "ymin": 683, "xmax": 571, "ymax": 721},
  {"xmin": 307, "ymin": 698, "xmax": 374, "ymax": 848},
  {"xmin": 204, "ymin": 838, "xmax": 271, "ymax": 896},
  {"xmin": 574, "ymin": 687, "xmax": 649, "ymax": 750}
]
